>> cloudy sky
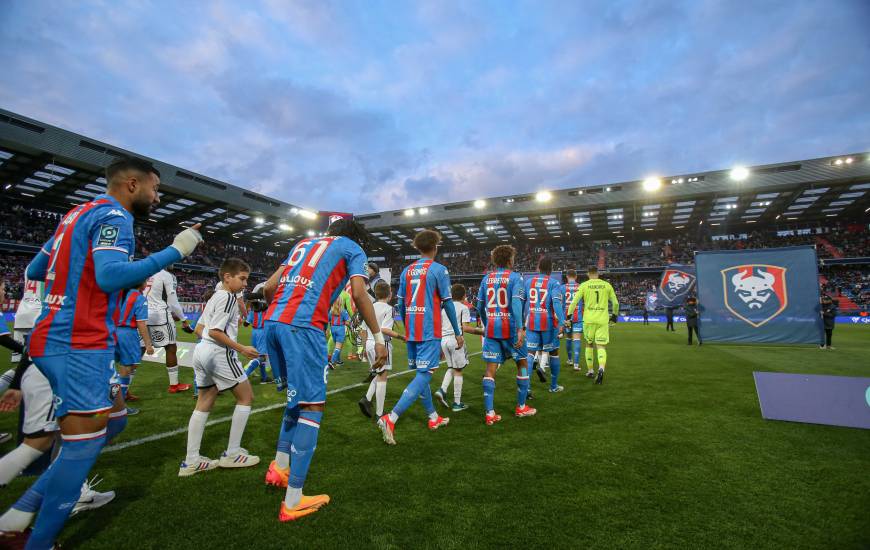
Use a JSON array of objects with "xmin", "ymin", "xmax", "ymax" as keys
[{"xmin": 2, "ymin": 1, "xmax": 868, "ymax": 214}]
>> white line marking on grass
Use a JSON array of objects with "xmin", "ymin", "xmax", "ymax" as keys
[{"xmin": 103, "ymin": 351, "xmax": 483, "ymax": 453}]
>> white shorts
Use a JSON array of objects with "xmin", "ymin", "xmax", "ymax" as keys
[
  {"xmin": 441, "ymin": 335, "xmax": 468, "ymax": 370},
  {"xmin": 22, "ymin": 367, "xmax": 58, "ymax": 435},
  {"xmin": 193, "ymin": 341, "xmax": 247, "ymax": 391},
  {"xmin": 365, "ymin": 341, "xmax": 393, "ymax": 373},
  {"xmin": 147, "ymin": 322, "xmax": 177, "ymax": 347}
]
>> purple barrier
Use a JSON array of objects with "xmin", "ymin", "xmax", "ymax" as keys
[{"xmin": 753, "ymin": 372, "xmax": 870, "ymax": 430}]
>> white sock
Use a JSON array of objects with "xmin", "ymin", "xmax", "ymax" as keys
[
  {"xmin": 275, "ymin": 451, "xmax": 290, "ymax": 469},
  {"xmin": 167, "ymin": 366, "xmax": 179, "ymax": 386},
  {"xmin": 388, "ymin": 411, "xmax": 399, "ymax": 424},
  {"xmin": 0, "ymin": 444, "xmax": 45, "ymax": 486},
  {"xmin": 185, "ymin": 410, "xmax": 209, "ymax": 463},
  {"xmin": 0, "ymin": 369, "xmax": 15, "ymax": 394},
  {"xmin": 226, "ymin": 405, "xmax": 251, "ymax": 455},
  {"xmin": 375, "ymin": 381, "xmax": 387, "ymax": 417},
  {"xmin": 284, "ymin": 486, "xmax": 302, "ymax": 508},
  {"xmin": 128, "ymin": 372, "xmax": 135, "ymax": 388},
  {"xmin": 440, "ymin": 369, "xmax": 453, "ymax": 393},
  {"xmin": 453, "ymin": 375, "xmax": 463, "ymax": 404},
  {"xmin": 428, "ymin": 411, "xmax": 439, "ymax": 421},
  {"xmin": 0, "ymin": 507, "xmax": 35, "ymax": 532},
  {"xmin": 365, "ymin": 378, "xmax": 377, "ymax": 401}
]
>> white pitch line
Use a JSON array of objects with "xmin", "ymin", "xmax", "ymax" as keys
[{"xmin": 103, "ymin": 351, "xmax": 483, "ymax": 453}]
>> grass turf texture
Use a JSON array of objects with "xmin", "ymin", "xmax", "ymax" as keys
[{"xmin": 0, "ymin": 323, "xmax": 868, "ymax": 549}]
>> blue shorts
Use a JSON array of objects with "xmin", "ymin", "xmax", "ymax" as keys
[
  {"xmin": 33, "ymin": 351, "xmax": 116, "ymax": 417},
  {"xmin": 571, "ymin": 322, "xmax": 583, "ymax": 334},
  {"xmin": 482, "ymin": 334, "xmax": 528, "ymax": 364},
  {"xmin": 406, "ymin": 340, "xmax": 441, "ymax": 371},
  {"xmin": 115, "ymin": 327, "xmax": 143, "ymax": 366},
  {"xmin": 527, "ymin": 328, "xmax": 559, "ymax": 352},
  {"xmin": 265, "ymin": 321, "xmax": 329, "ymax": 406},
  {"xmin": 251, "ymin": 328, "xmax": 266, "ymax": 354},
  {"xmin": 330, "ymin": 325, "xmax": 346, "ymax": 344}
]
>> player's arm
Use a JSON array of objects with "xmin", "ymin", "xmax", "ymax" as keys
[
  {"xmin": 511, "ymin": 277, "xmax": 526, "ymax": 344},
  {"xmin": 0, "ymin": 352, "xmax": 32, "ymax": 412},
  {"xmin": 566, "ymin": 284, "xmax": 582, "ymax": 318},
  {"xmin": 349, "ymin": 276, "xmax": 388, "ymax": 368},
  {"xmin": 438, "ymin": 270, "xmax": 462, "ymax": 342},
  {"xmin": 263, "ymin": 265, "xmax": 283, "ymax": 303},
  {"xmin": 207, "ymin": 293, "xmax": 257, "ymax": 358},
  {"xmin": 0, "ymin": 333, "xmax": 24, "ymax": 355},
  {"xmin": 137, "ymin": 320, "xmax": 154, "ymax": 355},
  {"xmin": 244, "ymin": 310, "xmax": 253, "ymax": 327},
  {"xmin": 92, "ymin": 223, "xmax": 203, "ymax": 294},
  {"xmin": 552, "ymin": 285, "xmax": 565, "ymax": 326},
  {"xmin": 25, "ymin": 237, "xmax": 53, "ymax": 282},
  {"xmin": 461, "ymin": 308, "xmax": 483, "ymax": 336},
  {"xmin": 476, "ymin": 283, "xmax": 488, "ymax": 328},
  {"xmin": 208, "ymin": 328, "xmax": 257, "ymax": 359},
  {"xmin": 395, "ymin": 274, "xmax": 407, "ymax": 321}
]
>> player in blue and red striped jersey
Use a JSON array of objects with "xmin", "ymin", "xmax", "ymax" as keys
[
  {"xmin": 243, "ymin": 288, "xmax": 272, "ymax": 383},
  {"xmin": 376, "ymin": 230, "xmax": 461, "ymax": 445},
  {"xmin": 262, "ymin": 219, "xmax": 387, "ymax": 522},
  {"xmin": 0, "ymin": 157, "xmax": 204, "ymax": 548},
  {"xmin": 524, "ymin": 257, "xmax": 565, "ymax": 393},
  {"xmin": 562, "ymin": 270, "xmax": 584, "ymax": 372},
  {"xmin": 113, "ymin": 281, "xmax": 155, "ymax": 414},
  {"xmin": 327, "ymin": 301, "xmax": 350, "ymax": 367},
  {"xmin": 477, "ymin": 245, "xmax": 536, "ymax": 425}
]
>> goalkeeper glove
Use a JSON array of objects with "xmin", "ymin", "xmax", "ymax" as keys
[
  {"xmin": 171, "ymin": 226, "xmax": 203, "ymax": 258},
  {"xmin": 610, "ymin": 314, "xmax": 618, "ymax": 324}
]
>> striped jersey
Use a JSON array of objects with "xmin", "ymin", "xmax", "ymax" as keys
[
  {"xmin": 118, "ymin": 289, "xmax": 148, "ymax": 329},
  {"xmin": 563, "ymin": 281, "xmax": 582, "ymax": 323},
  {"xmin": 246, "ymin": 309, "xmax": 266, "ymax": 330},
  {"xmin": 524, "ymin": 274, "xmax": 563, "ymax": 331},
  {"xmin": 396, "ymin": 258, "xmax": 452, "ymax": 342},
  {"xmin": 264, "ymin": 236, "xmax": 368, "ymax": 331},
  {"xmin": 329, "ymin": 310, "xmax": 349, "ymax": 327},
  {"xmin": 199, "ymin": 290, "xmax": 240, "ymax": 346},
  {"xmin": 477, "ymin": 269, "xmax": 525, "ymax": 339},
  {"xmin": 29, "ymin": 194, "xmax": 135, "ymax": 356}
]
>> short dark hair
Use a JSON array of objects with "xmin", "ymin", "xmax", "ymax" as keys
[
  {"xmin": 374, "ymin": 280, "xmax": 391, "ymax": 300},
  {"xmin": 327, "ymin": 218, "xmax": 371, "ymax": 250},
  {"xmin": 538, "ymin": 256, "xmax": 553, "ymax": 274},
  {"xmin": 566, "ymin": 269, "xmax": 577, "ymax": 278},
  {"xmin": 451, "ymin": 283, "xmax": 466, "ymax": 301},
  {"xmin": 219, "ymin": 257, "xmax": 251, "ymax": 278},
  {"xmin": 106, "ymin": 157, "xmax": 160, "ymax": 186},
  {"xmin": 491, "ymin": 245, "xmax": 516, "ymax": 268},
  {"xmin": 587, "ymin": 266, "xmax": 598, "ymax": 275},
  {"xmin": 413, "ymin": 230, "xmax": 441, "ymax": 254}
]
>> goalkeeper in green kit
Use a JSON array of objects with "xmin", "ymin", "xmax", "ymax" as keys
[{"xmin": 566, "ymin": 266, "xmax": 619, "ymax": 384}]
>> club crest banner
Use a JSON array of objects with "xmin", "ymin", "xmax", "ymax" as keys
[
  {"xmin": 656, "ymin": 265, "xmax": 696, "ymax": 307},
  {"xmin": 645, "ymin": 291, "xmax": 658, "ymax": 312},
  {"xmin": 696, "ymin": 246, "xmax": 823, "ymax": 344}
]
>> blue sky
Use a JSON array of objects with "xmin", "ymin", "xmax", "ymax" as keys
[{"xmin": 2, "ymin": 1, "xmax": 868, "ymax": 214}]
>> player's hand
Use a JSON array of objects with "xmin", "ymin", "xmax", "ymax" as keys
[
  {"xmin": 181, "ymin": 320, "xmax": 194, "ymax": 334},
  {"xmin": 243, "ymin": 321, "xmax": 250, "ymax": 327},
  {"xmin": 372, "ymin": 343, "xmax": 388, "ymax": 370},
  {"xmin": 557, "ymin": 331, "xmax": 564, "ymax": 339},
  {"xmin": 171, "ymin": 223, "xmax": 204, "ymax": 258},
  {"xmin": 610, "ymin": 314, "xmax": 618, "ymax": 325},
  {"xmin": 514, "ymin": 329, "xmax": 526, "ymax": 349},
  {"xmin": 240, "ymin": 345, "xmax": 259, "ymax": 360},
  {"xmin": 0, "ymin": 389, "xmax": 22, "ymax": 412},
  {"xmin": 455, "ymin": 335, "xmax": 465, "ymax": 350},
  {"xmin": 397, "ymin": 334, "xmax": 406, "ymax": 341},
  {"xmin": 145, "ymin": 345, "xmax": 155, "ymax": 356}
]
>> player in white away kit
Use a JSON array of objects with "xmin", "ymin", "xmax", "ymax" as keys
[
  {"xmin": 180, "ymin": 258, "xmax": 260, "ymax": 476},
  {"xmin": 358, "ymin": 281, "xmax": 405, "ymax": 419},
  {"xmin": 145, "ymin": 268, "xmax": 194, "ymax": 393},
  {"xmin": 434, "ymin": 284, "xmax": 484, "ymax": 412},
  {"xmin": 0, "ymin": 278, "xmax": 43, "ymax": 395}
]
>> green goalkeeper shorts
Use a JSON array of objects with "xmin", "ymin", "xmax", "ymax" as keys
[{"xmin": 583, "ymin": 323, "xmax": 609, "ymax": 345}]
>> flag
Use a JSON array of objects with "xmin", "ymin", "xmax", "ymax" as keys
[
  {"xmin": 657, "ymin": 264, "xmax": 696, "ymax": 307},
  {"xmin": 696, "ymin": 246, "xmax": 823, "ymax": 344},
  {"xmin": 645, "ymin": 291, "xmax": 658, "ymax": 312}
]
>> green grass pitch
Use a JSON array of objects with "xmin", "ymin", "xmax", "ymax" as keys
[{"xmin": 0, "ymin": 323, "xmax": 868, "ymax": 549}]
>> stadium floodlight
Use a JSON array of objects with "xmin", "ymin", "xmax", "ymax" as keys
[
  {"xmin": 404, "ymin": 208, "xmax": 415, "ymax": 216},
  {"xmin": 535, "ymin": 191, "xmax": 552, "ymax": 202},
  {"xmin": 730, "ymin": 166, "xmax": 749, "ymax": 181},
  {"xmin": 298, "ymin": 209, "xmax": 316, "ymax": 219},
  {"xmin": 418, "ymin": 207, "xmax": 429, "ymax": 215},
  {"xmin": 3, "ymin": 184, "xmax": 10, "ymax": 190},
  {"xmin": 642, "ymin": 177, "xmax": 662, "ymax": 191},
  {"xmin": 279, "ymin": 223, "xmax": 292, "ymax": 231},
  {"xmin": 474, "ymin": 199, "xmax": 486, "ymax": 209},
  {"xmin": 845, "ymin": 157, "xmax": 853, "ymax": 164},
  {"xmin": 834, "ymin": 159, "xmax": 843, "ymax": 165},
  {"xmin": 290, "ymin": 207, "xmax": 299, "ymax": 215},
  {"xmin": 254, "ymin": 217, "xmax": 265, "ymax": 225},
  {"xmin": 307, "ymin": 230, "xmax": 315, "ymax": 236}
]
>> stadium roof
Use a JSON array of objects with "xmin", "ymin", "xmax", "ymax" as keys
[
  {"xmin": 358, "ymin": 152, "xmax": 870, "ymax": 253},
  {"xmin": 0, "ymin": 108, "xmax": 320, "ymax": 249}
]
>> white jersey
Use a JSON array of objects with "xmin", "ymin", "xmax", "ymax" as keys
[
  {"xmin": 14, "ymin": 277, "xmax": 44, "ymax": 329},
  {"xmin": 366, "ymin": 301, "xmax": 396, "ymax": 344},
  {"xmin": 440, "ymin": 301, "xmax": 470, "ymax": 337},
  {"xmin": 145, "ymin": 270, "xmax": 184, "ymax": 325},
  {"xmin": 198, "ymin": 290, "xmax": 240, "ymax": 347}
]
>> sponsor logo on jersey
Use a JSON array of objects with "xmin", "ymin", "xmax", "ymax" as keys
[
  {"xmin": 44, "ymin": 294, "xmax": 67, "ymax": 307},
  {"xmin": 721, "ymin": 265, "xmax": 787, "ymax": 328},
  {"xmin": 406, "ymin": 305, "xmax": 427, "ymax": 313},
  {"xmin": 279, "ymin": 274, "xmax": 314, "ymax": 290}
]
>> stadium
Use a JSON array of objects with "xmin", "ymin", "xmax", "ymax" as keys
[{"xmin": 0, "ymin": 106, "xmax": 868, "ymax": 549}]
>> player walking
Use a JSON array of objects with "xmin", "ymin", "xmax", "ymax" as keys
[
  {"xmin": 434, "ymin": 284, "xmax": 483, "ymax": 411},
  {"xmin": 477, "ymin": 245, "xmax": 536, "ymax": 425},
  {"xmin": 113, "ymin": 281, "xmax": 155, "ymax": 415},
  {"xmin": 0, "ymin": 157, "xmax": 203, "ymax": 548},
  {"xmin": 524, "ymin": 257, "xmax": 565, "ymax": 393},
  {"xmin": 243, "ymin": 287, "xmax": 272, "ymax": 383},
  {"xmin": 562, "ymin": 270, "xmax": 584, "ymax": 372},
  {"xmin": 377, "ymin": 230, "xmax": 461, "ymax": 445},
  {"xmin": 566, "ymin": 266, "xmax": 619, "ymax": 384},
  {"xmin": 145, "ymin": 267, "xmax": 194, "ymax": 393},
  {"xmin": 358, "ymin": 281, "xmax": 405, "ymax": 419},
  {"xmin": 262, "ymin": 219, "xmax": 387, "ymax": 522},
  {"xmin": 327, "ymin": 300, "xmax": 350, "ymax": 367}
]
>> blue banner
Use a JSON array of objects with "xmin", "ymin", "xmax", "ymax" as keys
[
  {"xmin": 696, "ymin": 246, "xmax": 824, "ymax": 344},
  {"xmin": 656, "ymin": 264, "xmax": 696, "ymax": 307},
  {"xmin": 645, "ymin": 291, "xmax": 658, "ymax": 312}
]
